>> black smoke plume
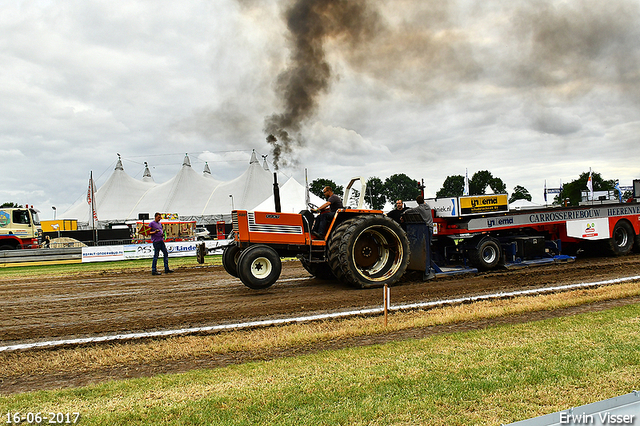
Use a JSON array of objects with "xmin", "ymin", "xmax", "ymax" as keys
[{"xmin": 264, "ymin": 0, "xmax": 380, "ymax": 169}]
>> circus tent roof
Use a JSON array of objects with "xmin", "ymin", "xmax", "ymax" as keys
[{"xmin": 62, "ymin": 151, "xmax": 282, "ymax": 223}]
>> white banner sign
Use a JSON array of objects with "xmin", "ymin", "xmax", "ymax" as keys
[
  {"xmin": 82, "ymin": 240, "xmax": 232, "ymax": 262},
  {"xmin": 81, "ymin": 245, "xmax": 126, "ymax": 262},
  {"xmin": 565, "ymin": 218, "xmax": 610, "ymax": 240}
]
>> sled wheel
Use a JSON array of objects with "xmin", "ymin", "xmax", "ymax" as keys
[
  {"xmin": 328, "ymin": 215, "xmax": 410, "ymax": 289},
  {"xmin": 607, "ymin": 220, "xmax": 634, "ymax": 256},
  {"xmin": 469, "ymin": 237, "xmax": 501, "ymax": 271},
  {"xmin": 237, "ymin": 245, "xmax": 281, "ymax": 290},
  {"xmin": 222, "ymin": 245, "xmax": 242, "ymax": 277}
]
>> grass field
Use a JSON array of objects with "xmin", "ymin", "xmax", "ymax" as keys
[
  {"xmin": 0, "ymin": 255, "xmax": 222, "ymax": 278},
  {"xmin": 1, "ymin": 299, "xmax": 639, "ymax": 425}
]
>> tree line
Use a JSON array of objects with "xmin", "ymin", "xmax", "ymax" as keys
[{"xmin": 308, "ymin": 170, "xmax": 629, "ymax": 210}]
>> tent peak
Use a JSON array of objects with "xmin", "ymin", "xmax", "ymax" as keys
[
  {"xmin": 143, "ymin": 162, "xmax": 152, "ymax": 179},
  {"xmin": 183, "ymin": 153, "xmax": 191, "ymax": 167},
  {"xmin": 262, "ymin": 155, "xmax": 270, "ymax": 171},
  {"xmin": 115, "ymin": 154, "xmax": 124, "ymax": 171},
  {"xmin": 250, "ymin": 150, "xmax": 259, "ymax": 165},
  {"xmin": 203, "ymin": 162, "xmax": 211, "ymax": 175}
]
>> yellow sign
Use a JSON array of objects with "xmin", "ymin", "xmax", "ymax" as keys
[
  {"xmin": 41, "ymin": 219, "xmax": 78, "ymax": 232},
  {"xmin": 459, "ymin": 194, "xmax": 508, "ymax": 216}
]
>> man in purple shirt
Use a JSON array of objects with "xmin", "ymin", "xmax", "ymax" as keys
[{"xmin": 149, "ymin": 212, "xmax": 173, "ymax": 275}]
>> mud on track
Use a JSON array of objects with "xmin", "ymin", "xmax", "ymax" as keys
[{"xmin": 2, "ymin": 254, "xmax": 640, "ymax": 346}]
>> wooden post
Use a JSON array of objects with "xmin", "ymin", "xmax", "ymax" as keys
[{"xmin": 383, "ymin": 284, "xmax": 388, "ymax": 327}]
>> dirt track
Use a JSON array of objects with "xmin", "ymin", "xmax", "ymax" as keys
[
  {"xmin": 2, "ymin": 254, "xmax": 640, "ymax": 394},
  {"xmin": 2, "ymin": 254, "xmax": 640, "ymax": 346}
]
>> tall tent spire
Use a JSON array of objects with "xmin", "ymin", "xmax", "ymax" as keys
[
  {"xmin": 203, "ymin": 162, "xmax": 211, "ymax": 175},
  {"xmin": 262, "ymin": 155, "xmax": 270, "ymax": 171},
  {"xmin": 115, "ymin": 153, "xmax": 124, "ymax": 170},
  {"xmin": 249, "ymin": 150, "xmax": 259, "ymax": 164},
  {"xmin": 183, "ymin": 153, "xmax": 191, "ymax": 167}
]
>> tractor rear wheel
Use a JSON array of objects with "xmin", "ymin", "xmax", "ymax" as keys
[
  {"xmin": 236, "ymin": 244, "xmax": 282, "ymax": 290},
  {"xmin": 222, "ymin": 245, "xmax": 241, "ymax": 277},
  {"xmin": 327, "ymin": 215, "xmax": 410, "ymax": 289}
]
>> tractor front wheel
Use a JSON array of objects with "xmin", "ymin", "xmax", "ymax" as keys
[{"xmin": 236, "ymin": 245, "xmax": 282, "ymax": 290}]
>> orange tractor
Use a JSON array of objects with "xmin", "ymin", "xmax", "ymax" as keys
[{"xmin": 222, "ymin": 178, "xmax": 418, "ymax": 289}]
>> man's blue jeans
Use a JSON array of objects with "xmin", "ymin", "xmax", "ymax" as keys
[{"xmin": 152, "ymin": 241, "xmax": 169, "ymax": 272}]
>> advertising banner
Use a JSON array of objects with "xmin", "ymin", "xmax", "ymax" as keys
[
  {"xmin": 565, "ymin": 218, "xmax": 610, "ymax": 240},
  {"xmin": 459, "ymin": 194, "xmax": 509, "ymax": 216},
  {"xmin": 82, "ymin": 240, "xmax": 232, "ymax": 263},
  {"xmin": 426, "ymin": 198, "xmax": 458, "ymax": 218},
  {"xmin": 81, "ymin": 246, "xmax": 126, "ymax": 262}
]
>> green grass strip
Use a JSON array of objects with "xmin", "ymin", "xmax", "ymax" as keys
[
  {"xmin": 2, "ymin": 303, "xmax": 639, "ymax": 425},
  {"xmin": 0, "ymin": 255, "xmax": 222, "ymax": 278}
]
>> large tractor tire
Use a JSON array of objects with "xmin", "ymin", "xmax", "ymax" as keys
[
  {"xmin": 468, "ymin": 236, "xmax": 501, "ymax": 271},
  {"xmin": 221, "ymin": 245, "xmax": 242, "ymax": 277},
  {"xmin": 299, "ymin": 257, "xmax": 335, "ymax": 280},
  {"xmin": 327, "ymin": 215, "xmax": 410, "ymax": 289},
  {"xmin": 236, "ymin": 244, "xmax": 282, "ymax": 290},
  {"xmin": 605, "ymin": 220, "xmax": 634, "ymax": 256}
]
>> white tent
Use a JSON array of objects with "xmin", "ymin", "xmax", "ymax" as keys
[
  {"xmin": 509, "ymin": 199, "xmax": 542, "ymax": 210},
  {"xmin": 62, "ymin": 151, "xmax": 277, "ymax": 224},
  {"xmin": 253, "ymin": 177, "xmax": 325, "ymax": 213},
  {"xmin": 63, "ymin": 156, "xmax": 155, "ymax": 222}
]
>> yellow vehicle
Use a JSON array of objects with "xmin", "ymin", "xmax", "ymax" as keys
[{"xmin": 0, "ymin": 207, "xmax": 42, "ymax": 250}]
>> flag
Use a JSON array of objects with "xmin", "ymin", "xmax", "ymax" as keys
[
  {"xmin": 586, "ymin": 169, "xmax": 593, "ymax": 200},
  {"xmin": 544, "ymin": 180, "xmax": 547, "ymax": 203},
  {"xmin": 463, "ymin": 169, "xmax": 470, "ymax": 196},
  {"xmin": 87, "ymin": 171, "xmax": 98, "ymax": 226},
  {"xmin": 615, "ymin": 180, "xmax": 623, "ymax": 202}
]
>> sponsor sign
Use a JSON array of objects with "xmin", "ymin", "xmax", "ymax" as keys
[
  {"xmin": 426, "ymin": 198, "xmax": 458, "ymax": 218},
  {"xmin": 82, "ymin": 240, "xmax": 232, "ymax": 263},
  {"xmin": 459, "ymin": 194, "xmax": 508, "ymax": 216},
  {"xmin": 81, "ymin": 245, "xmax": 126, "ymax": 262},
  {"xmin": 566, "ymin": 218, "xmax": 610, "ymax": 240}
]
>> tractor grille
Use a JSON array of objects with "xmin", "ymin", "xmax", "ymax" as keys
[{"xmin": 248, "ymin": 212, "xmax": 302, "ymax": 234}]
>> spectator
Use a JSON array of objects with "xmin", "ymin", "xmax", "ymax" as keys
[{"xmin": 149, "ymin": 212, "xmax": 174, "ymax": 276}]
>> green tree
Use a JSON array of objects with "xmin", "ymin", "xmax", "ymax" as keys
[
  {"xmin": 436, "ymin": 175, "xmax": 465, "ymax": 198},
  {"xmin": 1, "ymin": 202, "xmax": 22, "ymax": 208},
  {"xmin": 309, "ymin": 178, "xmax": 343, "ymax": 200},
  {"xmin": 365, "ymin": 176, "xmax": 386, "ymax": 210},
  {"xmin": 509, "ymin": 185, "xmax": 532, "ymax": 203},
  {"xmin": 559, "ymin": 171, "xmax": 614, "ymax": 206},
  {"xmin": 470, "ymin": 170, "xmax": 506, "ymax": 195},
  {"xmin": 384, "ymin": 174, "xmax": 421, "ymax": 203}
]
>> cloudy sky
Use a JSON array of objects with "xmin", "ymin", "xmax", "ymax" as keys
[{"xmin": 2, "ymin": 0, "xmax": 639, "ymax": 219}]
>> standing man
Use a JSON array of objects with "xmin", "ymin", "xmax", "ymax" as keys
[
  {"xmin": 387, "ymin": 199, "xmax": 409, "ymax": 229},
  {"xmin": 403, "ymin": 195, "xmax": 436, "ymax": 279},
  {"xmin": 311, "ymin": 186, "xmax": 343, "ymax": 238},
  {"xmin": 149, "ymin": 212, "xmax": 174, "ymax": 276}
]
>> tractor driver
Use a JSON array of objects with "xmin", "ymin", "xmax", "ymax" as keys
[{"xmin": 311, "ymin": 186, "xmax": 343, "ymax": 238}]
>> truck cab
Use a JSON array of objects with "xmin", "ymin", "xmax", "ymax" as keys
[{"xmin": 0, "ymin": 207, "xmax": 42, "ymax": 250}]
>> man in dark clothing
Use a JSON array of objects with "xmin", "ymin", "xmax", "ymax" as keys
[
  {"xmin": 311, "ymin": 186, "xmax": 343, "ymax": 238},
  {"xmin": 403, "ymin": 195, "xmax": 436, "ymax": 279},
  {"xmin": 387, "ymin": 199, "xmax": 409, "ymax": 228}
]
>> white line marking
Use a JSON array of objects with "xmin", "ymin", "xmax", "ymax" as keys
[{"xmin": 2, "ymin": 275, "xmax": 639, "ymax": 352}]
